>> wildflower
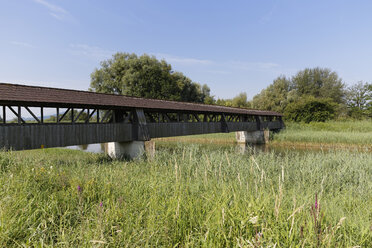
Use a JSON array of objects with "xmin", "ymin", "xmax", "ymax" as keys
[
  {"xmin": 249, "ymin": 216, "xmax": 258, "ymax": 224},
  {"xmin": 99, "ymin": 202, "xmax": 103, "ymax": 207},
  {"xmin": 77, "ymin": 185, "xmax": 82, "ymax": 193},
  {"xmin": 315, "ymin": 193, "xmax": 318, "ymax": 210}
]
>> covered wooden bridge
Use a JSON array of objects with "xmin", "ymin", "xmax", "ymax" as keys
[{"xmin": 0, "ymin": 83, "xmax": 284, "ymax": 158}]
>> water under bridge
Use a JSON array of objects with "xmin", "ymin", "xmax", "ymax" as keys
[{"xmin": 0, "ymin": 83, "xmax": 284, "ymax": 158}]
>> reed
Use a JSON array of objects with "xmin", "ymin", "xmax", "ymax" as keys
[
  {"xmin": 273, "ymin": 120, "xmax": 372, "ymax": 146},
  {"xmin": 0, "ymin": 146, "xmax": 371, "ymax": 247}
]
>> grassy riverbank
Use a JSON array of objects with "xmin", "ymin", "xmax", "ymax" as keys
[
  {"xmin": 272, "ymin": 120, "xmax": 372, "ymax": 146},
  {"xmin": 0, "ymin": 147, "xmax": 371, "ymax": 247},
  {"xmin": 157, "ymin": 120, "xmax": 372, "ymax": 148},
  {"xmin": 156, "ymin": 132, "xmax": 236, "ymax": 144}
]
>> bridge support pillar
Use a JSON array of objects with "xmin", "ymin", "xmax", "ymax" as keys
[
  {"xmin": 106, "ymin": 141, "xmax": 145, "ymax": 159},
  {"xmin": 235, "ymin": 130, "xmax": 269, "ymax": 144}
]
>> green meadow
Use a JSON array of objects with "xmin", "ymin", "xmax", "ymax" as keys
[{"xmin": 0, "ymin": 145, "xmax": 371, "ymax": 247}]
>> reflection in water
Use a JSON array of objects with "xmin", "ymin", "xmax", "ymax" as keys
[
  {"xmin": 67, "ymin": 143, "xmax": 105, "ymax": 153},
  {"xmin": 78, "ymin": 144, "xmax": 89, "ymax": 151},
  {"xmin": 235, "ymin": 143, "xmax": 271, "ymax": 154},
  {"xmin": 67, "ymin": 141, "xmax": 157, "ymax": 157}
]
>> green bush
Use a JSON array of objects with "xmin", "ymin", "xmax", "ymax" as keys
[{"xmin": 284, "ymin": 96, "xmax": 337, "ymax": 123}]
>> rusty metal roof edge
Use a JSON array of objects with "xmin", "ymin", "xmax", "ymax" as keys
[{"xmin": 0, "ymin": 82, "xmax": 283, "ymax": 116}]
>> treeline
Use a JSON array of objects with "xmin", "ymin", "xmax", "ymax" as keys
[
  {"xmin": 214, "ymin": 68, "xmax": 371, "ymax": 122},
  {"xmin": 237, "ymin": 68, "xmax": 371, "ymax": 122},
  {"xmin": 90, "ymin": 53, "xmax": 371, "ymax": 123}
]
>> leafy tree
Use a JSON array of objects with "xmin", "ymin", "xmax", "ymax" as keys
[
  {"xmin": 172, "ymin": 72, "xmax": 213, "ymax": 103},
  {"xmin": 345, "ymin": 81, "xmax": 371, "ymax": 118},
  {"xmin": 291, "ymin": 67, "xmax": 345, "ymax": 104},
  {"xmin": 215, "ymin": 98, "xmax": 232, "ymax": 107},
  {"xmin": 367, "ymin": 83, "xmax": 372, "ymax": 117},
  {"xmin": 215, "ymin": 92, "xmax": 250, "ymax": 108},
  {"xmin": 285, "ymin": 96, "xmax": 337, "ymax": 123},
  {"xmin": 201, "ymin": 84, "xmax": 215, "ymax": 104},
  {"xmin": 251, "ymin": 76, "xmax": 292, "ymax": 112},
  {"xmin": 346, "ymin": 82, "xmax": 368, "ymax": 118},
  {"xmin": 250, "ymin": 68, "xmax": 347, "ymax": 121},
  {"xmin": 90, "ymin": 52, "xmax": 213, "ymax": 103},
  {"xmin": 231, "ymin": 92, "xmax": 251, "ymax": 108}
]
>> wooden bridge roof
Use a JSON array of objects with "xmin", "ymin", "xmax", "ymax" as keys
[{"xmin": 0, "ymin": 83, "xmax": 282, "ymax": 116}]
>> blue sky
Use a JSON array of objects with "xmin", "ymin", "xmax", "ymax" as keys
[{"xmin": 1, "ymin": 0, "xmax": 372, "ymax": 99}]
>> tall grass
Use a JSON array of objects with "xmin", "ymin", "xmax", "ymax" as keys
[
  {"xmin": 273, "ymin": 129, "xmax": 372, "ymax": 145},
  {"xmin": 0, "ymin": 147, "xmax": 371, "ymax": 247},
  {"xmin": 283, "ymin": 120, "xmax": 372, "ymax": 132},
  {"xmin": 273, "ymin": 120, "xmax": 372, "ymax": 146}
]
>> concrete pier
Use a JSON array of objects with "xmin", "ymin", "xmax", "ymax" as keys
[
  {"xmin": 235, "ymin": 130, "xmax": 269, "ymax": 144},
  {"xmin": 106, "ymin": 141, "xmax": 145, "ymax": 159},
  {"xmin": 106, "ymin": 140, "xmax": 156, "ymax": 159}
]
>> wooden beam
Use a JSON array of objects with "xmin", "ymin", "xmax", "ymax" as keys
[
  {"xmin": 133, "ymin": 108, "xmax": 150, "ymax": 141},
  {"xmin": 86, "ymin": 109, "xmax": 90, "ymax": 123},
  {"xmin": 71, "ymin": 108, "xmax": 74, "ymax": 123},
  {"xmin": 18, "ymin": 106, "xmax": 21, "ymax": 124},
  {"xmin": 2, "ymin": 106, "xmax": 5, "ymax": 124},
  {"xmin": 163, "ymin": 113, "xmax": 171, "ymax": 122},
  {"xmin": 255, "ymin": 116, "xmax": 261, "ymax": 130},
  {"xmin": 58, "ymin": 108, "xmax": 70, "ymax": 122},
  {"xmin": 73, "ymin": 109, "xmax": 86, "ymax": 123},
  {"xmin": 86, "ymin": 109, "xmax": 96, "ymax": 123},
  {"xmin": 41, "ymin": 107, "xmax": 44, "ymax": 123},
  {"xmin": 8, "ymin": 106, "xmax": 26, "ymax": 124},
  {"xmin": 25, "ymin": 106, "xmax": 40, "ymax": 123},
  {"xmin": 56, "ymin": 108, "xmax": 59, "ymax": 123},
  {"xmin": 100, "ymin": 110, "xmax": 112, "ymax": 123}
]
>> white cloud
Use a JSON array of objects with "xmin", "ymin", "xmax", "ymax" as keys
[
  {"xmin": 10, "ymin": 41, "xmax": 34, "ymax": 48},
  {"xmin": 69, "ymin": 44, "xmax": 113, "ymax": 61},
  {"xmin": 155, "ymin": 53, "xmax": 279, "ymax": 73},
  {"xmin": 33, "ymin": 0, "xmax": 70, "ymax": 21}
]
